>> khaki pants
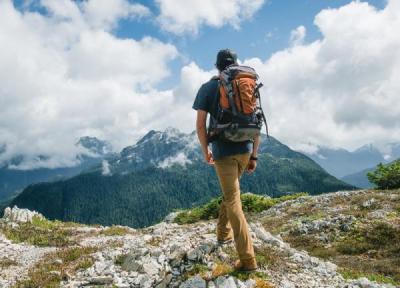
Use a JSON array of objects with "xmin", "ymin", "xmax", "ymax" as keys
[{"xmin": 214, "ymin": 153, "xmax": 255, "ymax": 261}]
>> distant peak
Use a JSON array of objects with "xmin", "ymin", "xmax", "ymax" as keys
[
  {"xmin": 354, "ymin": 143, "xmax": 379, "ymax": 153},
  {"xmin": 164, "ymin": 127, "xmax": 181, "ymax": 135},
  {"xmin": 76, "ymin": 136, "xmax": 112, "ymax": 155}
]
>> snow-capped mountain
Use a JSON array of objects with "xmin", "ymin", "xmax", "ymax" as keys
[
  {"xmin": 101, "ymin": 127, "xmax": 202, "ymax": 175},
  {"xmin": 76, "ymin": 136, "xmax": 113, "ymax": 156}
]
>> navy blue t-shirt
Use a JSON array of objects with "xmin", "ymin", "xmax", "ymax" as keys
[{"xmin": 192, "ymin": 78, "xmax": 253, "ymax": 160}]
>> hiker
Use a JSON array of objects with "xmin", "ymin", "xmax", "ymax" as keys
[{"xmin": 193, "ymin": 49, "xmax": 266, "ymax": 272}]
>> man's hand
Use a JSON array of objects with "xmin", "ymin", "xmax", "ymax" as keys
[
  {"xmin": 203, "ymin": 147, "xmax": 214, "ymax": 165},
  {"xmin": 247, "ymin": 159, "xmax": 257, "ymax": 173}
]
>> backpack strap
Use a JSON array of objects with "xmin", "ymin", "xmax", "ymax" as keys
[{"xmin": 254, "ymin": 83, "xmax": 269, "ymax": 137}]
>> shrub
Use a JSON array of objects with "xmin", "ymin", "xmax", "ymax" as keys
[
  {"xmin": 175, "ymin": 193, "xmax": 307, "ymax": 225},
  {"xmin": 367, "ymin": 160, "xmax": 400, "ymax": 190}
]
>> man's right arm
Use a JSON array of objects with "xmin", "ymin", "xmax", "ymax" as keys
[{"xmin": 196, "ymin": 110, "xmax": 214, "ymax": 165}]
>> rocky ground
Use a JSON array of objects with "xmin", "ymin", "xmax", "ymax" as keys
[{"xmin": 0, "ymin": 189, "xmax": 399, "ymax": 288}]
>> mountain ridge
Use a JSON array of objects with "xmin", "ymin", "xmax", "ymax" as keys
[{"xmin": 6, "ymin": 128, "xmax": 354, "ymax": 228}]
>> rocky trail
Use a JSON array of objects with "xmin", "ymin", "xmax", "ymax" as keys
[{"xmin": 1, "ymin": 190, "xmax": 399, "ymax": 288}]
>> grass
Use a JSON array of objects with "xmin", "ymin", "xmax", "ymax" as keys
[
  {"xmin": 0, "ymin": 216, "xmax": 77, "ymax": 247},
  {"xmin": 254, "ymin": 246, "xmax": 283, "ymax": 269},
  {"xmin": 275, "ymin": 189, "xmax": 400, "ymax": 286},
  {"xmin": 114, "ymin": 254, "xmax": 129, "ymax": 266},
  {"xmin": 14, "ymin": 246, "xmax": 98, "ymax": 288},
  {"xmin": 335, "ymin": 221, "xmax": 399, "ymax": 255},
  {"xmin": 211, "ymin": 262, "xmax": 233, "ymax": 278},
  {"xmin": 0, "ymin": 257, "xmax": 18, "ymax": 268},
  {"xmin": 100, "ymin": 225, "xmax": 131, "ymax": 236},
  {"xmin": 175, "ymin": 193, "xmax": 308, "ymax": 225},
  {"xmin": 340, "ymin": 268, "xmax": 399, "ymax": 286},
  {"xmin": 182, "ymin": 264, "xmax": 209, "ymax": 281}
]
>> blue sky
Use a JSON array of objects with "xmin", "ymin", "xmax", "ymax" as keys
[
  {"xmin": 2, "ymin": 0, "xmax": 399, "ymax": 168},
  {"xmin": 118, "ymin": 0, "xmax": 386, "ymax": 87},
  {"xmin": 14, "ymin": 0, "xmax": 387, "ymax": 87}
]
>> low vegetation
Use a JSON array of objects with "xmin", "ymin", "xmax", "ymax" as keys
[
  {"xmin": 0, "ymin": 216, "xmax": 79, "ymax": 247},
  {"xmin": 175, "ymin": 192, "xmax": 308, "ymax": 224},
  {"xmin": 100, "ymin": 225, "xmax": 132, "ymax": 236},
  {"xmin": 14, "ymin": 246, "xmax": 97, "ymax": 288},
  {"xmin": 0, "ymin": 257, "xmax": 17, "ymax": 268},
  {"xmin": 368, "ymin": 160, "xmax": 400, "ymax": 189},
  {"xmin": 265, "ymin": 189, "xmax": 400, "ymax": 286}
]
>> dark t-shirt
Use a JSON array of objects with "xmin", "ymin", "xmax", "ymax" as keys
[{"xmin": 192, "ymin": 78, "xmax": 253, "ymax": 160}]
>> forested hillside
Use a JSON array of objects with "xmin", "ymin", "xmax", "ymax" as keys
[{"xmin": 7, "ymin": 129, "xmax": 354, "ymax": 228}]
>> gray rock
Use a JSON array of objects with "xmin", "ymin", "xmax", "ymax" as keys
[
  {"xmin": 164, "ymin": 212, "xmax": 179, "ymax": 223},
  {"xmin": 180, "ymin": 275, "xmax": 206, "ymax": 288},
  {"xmin": 215, "ymin": 276, "xmax": 237, "ymax": 288},
  {"xmin": 2, "ymin": 206, "xmax": 44, "ymax": 223},
  {"xmin": 87, "ymin": 276, "xmax": 113, "ymax": 285}
]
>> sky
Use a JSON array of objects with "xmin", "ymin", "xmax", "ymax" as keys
[{"xmin": 0, "ymin": 0, "xmax": 399, "ymax": 169}]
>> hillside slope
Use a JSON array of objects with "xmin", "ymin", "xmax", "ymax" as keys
[
  {"xmin": 8, "ymin": 129, "xmax": 353, "ymax": 228},
  {"xmin": 341, "ymin": 167, "xmax": 375, "ymax": 188},
  {"xmin": 1, "ymin": 189, "xmax": 398, "ymax": 288}
]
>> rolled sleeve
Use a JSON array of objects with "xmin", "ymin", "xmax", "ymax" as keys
[{"xmin": 192, "ymin": 83, "xmax": 211, "ymax": 112}]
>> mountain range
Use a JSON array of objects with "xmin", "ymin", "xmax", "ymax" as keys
[
  {"xmin": 304, "ymin": 143, "xmax": 400, "ymax": 188},
  {"xmin": 4, "ymin": 128, "xmax": 353, "ymax": 228},
  {"xmin": 0, "ymin": 137, "xmax": 115, "ymax": 201}
]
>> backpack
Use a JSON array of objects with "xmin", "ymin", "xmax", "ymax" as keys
[{"xmin": 208, "ymin": 64, "xmax": 268, "ymax": 143}]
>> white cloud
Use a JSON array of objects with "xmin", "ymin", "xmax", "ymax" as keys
[
  {"xmin": 0, "ymin": 0, "xmax": 177, "ymax": 169},
  {"xmin": 242, "ymin": 0, "xmax": 400, "ymax": 151},
  {"xmin": 155, "ymin": 0, "xmax": 266, "ymax": 34},
  {"xmin": 290, "ymin": 25, "xmax": 306, "ymax": 46},
  {"xmin": 2, "ymin": 0, "xmax": 400, "ymax": 171},
  {"xmin": 102, "ymin": 160, "xmax": 111, "ymax": 176},
  {"xmin": 80, "ymin": 0, "xmax": 150, "ymax": 30}
]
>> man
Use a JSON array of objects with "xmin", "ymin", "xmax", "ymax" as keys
[{"xmin": 192, "ymin": 49, "xmax": 259, "ymax": 271}]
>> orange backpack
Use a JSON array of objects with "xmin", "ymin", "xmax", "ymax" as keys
[
  {"xmin": 208, "ymin": 65, "xmax": 268, "ymax": 142},
  {"xmin": 219, "ymin": 71, "xmax": 258, "ymax": 114}
]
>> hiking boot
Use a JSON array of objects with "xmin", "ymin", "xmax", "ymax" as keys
[{"xmin": 234, "ymin": 258, "xmax": 258, "ymax": 272}]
